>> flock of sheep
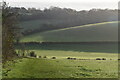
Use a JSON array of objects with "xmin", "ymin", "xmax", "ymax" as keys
[
  {"xmin": 26, "ymin": 51, "xmax": 111, "ymax": 60},
  {"xmin": 18, "ymin": 51, "xmax": 119, "ymax": 61}
]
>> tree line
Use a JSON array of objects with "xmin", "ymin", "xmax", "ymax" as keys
[
  {"xmin": 10, "ymin": 7, "xmax": 118, "ymax": 35},
  {"xmin": 2, "ymin": 3, "xmax": 119, "ymax": 62},
  {"xmin": 16, "ymin": 7, "xmax": 118, "ymax": 22}
]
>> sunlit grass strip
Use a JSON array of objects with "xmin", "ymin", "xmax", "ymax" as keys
[{"xmin": 43, "ymin": 21, "xmax": 119, "ymax": 33}]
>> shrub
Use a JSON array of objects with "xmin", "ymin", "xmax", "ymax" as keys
[{"xmin": 29, "ymin": 51, "xmax": 36, "ymax": 57}]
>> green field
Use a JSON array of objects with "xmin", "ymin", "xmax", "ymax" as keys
[
  {"xmin": 18, "ymin": 43, "xmax": 118, "ymax": 60},
  {"xmin": 3, "ymin": 21, "xmax": 118, "ymax": 78},
  {"xmin": 17, "ymin": 43, "xmax": 118, "ymax": 59},
  {"xmin": 3, "ymin": 43, "xmax": 118, "ymax": 78},
  {"xmin": 3, "ymin": 58, "xmax": 118, "ymax": 78},
  {"xmin": 21, "ymin": 21, "xmax": 118, "ymax": 42}
]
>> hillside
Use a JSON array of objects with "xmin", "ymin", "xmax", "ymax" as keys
[
  {"xmin": 17, "ymin": 8, "xmax": 118, "ymax": 35},
  {"xmin": 21, "ymin": 21, "xmax": 118, "ymax": 42},
  {"xmin": 19, "ymin": 19, "xmax": 64, "ymax": 32}
]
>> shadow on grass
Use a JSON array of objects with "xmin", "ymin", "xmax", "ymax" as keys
[{"xmin": 15, "ymin": 42, "xmax": 118, "ymax": 53}]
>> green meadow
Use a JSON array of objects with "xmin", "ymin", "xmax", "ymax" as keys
[
  {"xmin": 3, "ymin": 43, "xmax": 118, "ymax": 78},
  {"xmin": 21, "ymin": 21, "xmax": 118, "ymax": 42},
  {"xmin": 3, "ymin": 58, "xmax": 118, "ymax": 78},
  {"xmin": 3, "ymin": 21, "xmax": 118, "ymax": 78}
]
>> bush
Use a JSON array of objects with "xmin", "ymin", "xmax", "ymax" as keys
[{"xmin": 29, "ymin": 51, "xmax": 36, "ymax": 57}]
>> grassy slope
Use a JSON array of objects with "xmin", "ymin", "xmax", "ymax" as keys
[
  {"xmin": 4, "ymin": 21, "xmax": 118, "ymax": 78},
  {"xmin": 3, "ymin": 43, "xmax": 118, "ymax": 78},
  {"xmin": 16, "ymin": 43, "xmax": 118, "ymax": 59},
  {"xmin": 21, "ymin": 21, "xmax": 118, "ymax": 42},
  {"xmin": 29, "ymin": 50, "xmax": 118, "ymax": 59},
  {"xmin": 3, "ymin": 58, "xmax": 118, "ymax": 78},
  {"xmin": 19, "ymin": 19, "xmax": 64, "ymax": 31},
  {"xmin": 5, "ymin": 43, "xmax": 117, "ymax": 78}
]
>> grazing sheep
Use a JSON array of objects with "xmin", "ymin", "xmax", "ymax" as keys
[
  {"xmin": 118, "ymin": 59, "xmax": 120, "ymax": 60},
  {"xmin": 39, "ymin": 56, "xmax": 42, "ymax": 58},
  {"xmin": 79, "ymin": 59, "xmax": 83, "ymax": 60},
  {"xmin": 96, "ymin": 58, "xmax": 101, "ymax": 60},
  {"xmin": 36, "ymin": 55, "xmax": 40, "ymax": 58},
  {"xmin": 43, "ymin": 56, "xmax": 47, "ymax": 58},
  {"xmin": 34, "ymin": 54, "xmax": 37, "ymax": 57},
  {"xmin": 72, "ymin": 58, "xmax": 76, "ymax": 60},
  {"xmin": 102, "ymin": 58, "xmax": 106, "ymax": 60},
  {"xmin": 67, "ymin": 57, "xmax": 71, "ymax": 59},
  {"xmin": 67, "ymin": 57, "xmax": 76, "ymax": 60},
  {"xmin": 52, "ymin": 57, "xmax": 56, "ymax": 59}
]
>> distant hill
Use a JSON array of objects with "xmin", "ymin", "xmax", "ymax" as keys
[
  {"xmin": 21, "ymin": 21, "xmax": 118, "ymax": 42},
  {"xmin": 17, "ymin": 8, "xmax": 118, "ymax": 35}
]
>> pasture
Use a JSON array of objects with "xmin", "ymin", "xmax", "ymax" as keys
[
  {"xmin": 3, "ymin": 43, "xmax": 118, "ymax": 78},
  {"xmin": 3, "ymin": 21, "xmax": 119, "ymax": 78},
  {"xmin": 3, "ymin": 58, "xmax": 118, "ymax": 78},
  {"xmin": 21, "ymin": 21, "xmax": 118, "ymax": 42}
]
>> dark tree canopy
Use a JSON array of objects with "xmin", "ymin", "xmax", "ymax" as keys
[
  {"xmin": 12, "ymin": 7, "xmax": 118, "ymax": 36},
  {"xmin": 2, "ymin": 2, "xmax": 19, "ymax": 62}
]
